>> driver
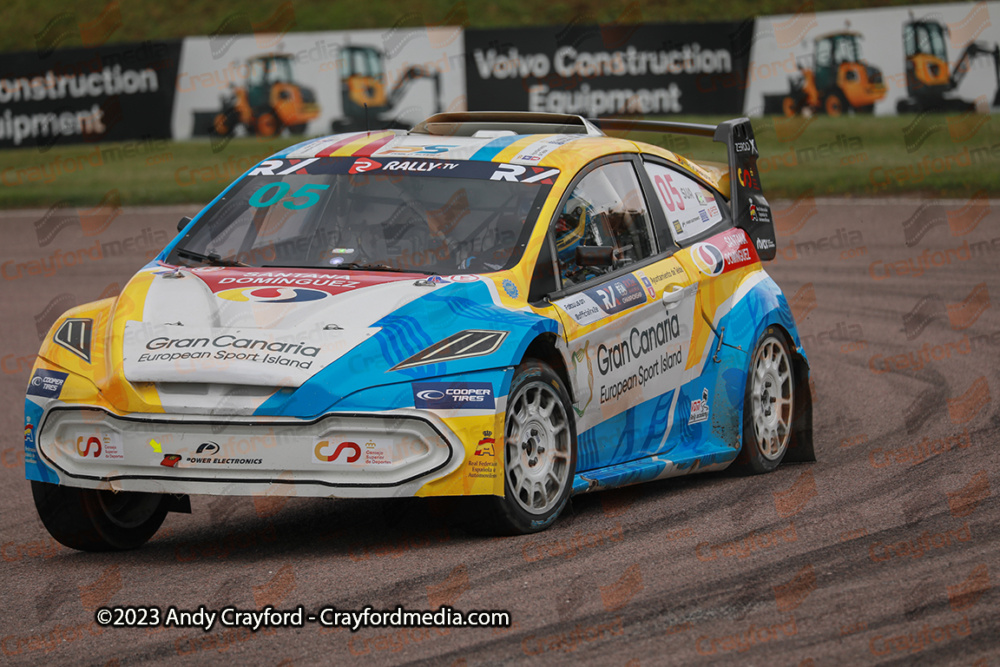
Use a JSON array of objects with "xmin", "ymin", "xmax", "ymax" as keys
[{"xmin": 554, "ymin": 197, "xmax": 601, "ymax": 284}]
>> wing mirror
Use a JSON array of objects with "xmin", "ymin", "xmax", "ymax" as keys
[{"xmin": 177, "ymin": 216, "xmax": 192, "ymax": 232}]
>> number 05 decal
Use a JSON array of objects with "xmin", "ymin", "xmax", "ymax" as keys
[{"xmin": 248, "ymin": 183, "xmax": 330, "ymax": 210}]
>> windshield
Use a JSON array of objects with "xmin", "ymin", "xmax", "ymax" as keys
[
  {"xmin": 168, "ymin": 157, "xmax": 556, "ymax": 274},
  {"xmin": 832, "ymin": 35, "xmax": 862, "ymax": 63}
]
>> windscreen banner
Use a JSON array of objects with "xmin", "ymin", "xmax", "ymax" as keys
[
  {"xmin": 463, "ymin": 22, "xmax": 753, "ymax": 116},
  {"xmin": 0, "ymin": 41, "xmax": 181, "ymax": 150}
]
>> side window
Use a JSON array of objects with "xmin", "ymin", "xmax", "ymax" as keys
[
  {"xmin": 553, "ymin": 162, "xmax": 654, "ymax": 288},
  {"xmin": 643, "ymin": 162, "xmax": 725, "ymax": 247},
  {"xmin": 816, "ymin": 39, "xmax": 832, "ymax": 67}
]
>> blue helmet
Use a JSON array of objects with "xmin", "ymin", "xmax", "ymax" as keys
[{"xmin": 555, "ymin": 202, "xmax": 590, "ymax": 267}]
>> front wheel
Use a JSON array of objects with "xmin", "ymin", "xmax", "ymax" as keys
[
  {"xmin": 737, "ymin": 327, "xmax": 795, "ymax": 474},
  {"xmin": 32, "ymin": 481, "xmax": 168, "ymax": 551},
  {"xmin": 484, "ymin": 360, "xmax": 576, "ymax": 534}
]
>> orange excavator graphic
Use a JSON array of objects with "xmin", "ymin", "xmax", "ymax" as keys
[
  {"xmin": 778, "ymin": 27, "xmax": 887, "ymax": 116},
  {"xmin": 212, "ymin": 54, "xmax": 320, "ymax": 137},
  {"xmin": 332, "ymin": 45, "xmax": 442, "ymax": 132},
  {"xmin": 895, "ymin": 14, "xmax": 1000, "ymax": 112}
]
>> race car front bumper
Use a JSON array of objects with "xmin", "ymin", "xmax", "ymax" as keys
[{"xmin": 34, "ymin": 406, "xmax": 460, "ymax": 498}]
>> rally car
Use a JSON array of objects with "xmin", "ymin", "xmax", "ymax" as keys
[{"xmin": 25, "ymin": 112, "xmax": 814, "ymax": 550}]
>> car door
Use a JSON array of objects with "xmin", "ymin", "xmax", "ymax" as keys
[
  {"xmin": 543, "ymin": 157, "xmax": 700, "ymax": 472},
  {"xmin": 640, "ymin": 156, "xmax": 755, "ymax": 458}
]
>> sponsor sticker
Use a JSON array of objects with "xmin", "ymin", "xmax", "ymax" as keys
[
  {"xmin": 587, "ymin": 275, "xmax": 649, "ymax": 315},
  {"xmin": 75, "ymin": 430, "xmax": 124, "ymax": 461},
  {"xmin": 413, "ymin": 382, "xmax": 495, "ymax": 409},
  {"xmin": 689, "ymin": 388, "xmax": 710, "ymax": 424},
  {"xmin": 241, "ymin": 157, "xmax": 559, "ymax": 184},
  {"xmin": 122, "ymin": 322, "xmax": 373, "ymax": 387},
  {"xmin": 635, "ymin": 270, "xmax": 656, "ymax": 299},
  {"xmin": 474, "ymin": 432, "xmax": 496, "ymax": 457},
  {"xmin": 468, "ymin": 431, "xmax": 499, "ymax": 479},
  {"xmin": 489, "ymin": 164, "xmax": 560, "ymax": 184},
  {"xmin": 502, "ymin": 279, "xmax": 519, "ymax": 298},
  {"xmin": 313, "ymin": 439, "xmax": 394, "ymax": 466},
  {"xmin": 554, "ymin": 275, "xmax": 649, "ymax": 326},
  {"xmin": 690, "ymin": 242, "xmax": 725, "ymax": 276},
  {"xmin": 349, "ymin": 158, "xmax": 381, "ymax": 174},
  {"xmin": 690, "ymin": 231, "xmax": 758, "ymax": 276},
  {"xmin": 509, "ymin": 134, "xmax": 581, "ymax": 164},
  {"xmin": 216, "ymin": 287, "xmax": 327, "ymax": 303},
  {"xmin": 738, "ymin": 166, "xmax": 761, "ymax": 191},
  {"xmin": 27, "ymin": 369, "xmax": 68, "ymax": 398}
]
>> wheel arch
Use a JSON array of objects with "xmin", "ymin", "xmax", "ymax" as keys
[{"xmin": 520, "ymin": 333, "xmax": 574, "ymax": 404}]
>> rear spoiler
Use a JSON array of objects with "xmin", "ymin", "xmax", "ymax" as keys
[{"xmin": 587, "ymin": 117, "xmax": 777, "ymax": 261}]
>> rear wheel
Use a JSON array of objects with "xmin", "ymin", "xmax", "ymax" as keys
[
  {"xmin": 483, "ymin": 360, "xmax": 576, "ymax": 534},
  {"xmin": 288, "ymin": 123, "xmax": 307, "ymax": 134},
  {"xmin": 32, "ymin": 481, "xmax": 168, "ymax": 551},
  {"xmin": 737, "ymin": 327, "xmax": 795, "ymax": 474}
]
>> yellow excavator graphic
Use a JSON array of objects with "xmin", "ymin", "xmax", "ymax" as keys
[
  {"xmin": 332, "ymin": 45, "xmax": 442, "ymax": 132},
  {"xmin": 212, "ymin": 54, "xmax": 320, "ymax": 137},
  {"xmin": 895, "ymin": 14, "xmax": 1000, "ymax": 112},
  {"xmin": 780, "ymin": 28, "xmax": 887, "ymax": 116}
]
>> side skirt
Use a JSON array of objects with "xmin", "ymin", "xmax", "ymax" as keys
[{"xmin": 571, "ymin": 449, "xmax": 738, "ymax": 495}]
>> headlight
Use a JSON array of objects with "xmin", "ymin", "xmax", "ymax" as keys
[{"xmin": 390, "ymin": 330, "xmax": 508, "ymax": 370}]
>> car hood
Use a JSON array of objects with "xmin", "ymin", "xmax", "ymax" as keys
[
  {"xmin": 120, "ymin": 266, "xmax": 440, "ymax": 388},
  {"xmin": 107, "ymin": 265, "xmax": 557, "ymax": 417}
]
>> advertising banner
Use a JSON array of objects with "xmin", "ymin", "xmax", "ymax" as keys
[
  {"xmin": 0, "ymin": 41, "xmax": 182, "ymax": 150},
  {"xmin": 745, "ymin": 1, "xmax": 1000, "ymax": 116},
  {"xmin": 171, "ymin": 28, "xmax": 466, "ymax": 140},
  {"xmin": 464, "ymin": 22, "xmax": 753, "ymax": 116}
]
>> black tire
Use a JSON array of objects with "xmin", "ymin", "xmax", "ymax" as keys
[
  {"xmin": 781, "ymin": 96, "xmax": 799, "ymax": 117},
  {"xmin": 32, "ymin": 481, "xmax": 168, "ymax": 552},
  {"xmin": 481, "ymin": 360, "xmax": 577, "ymax": 534},
  {"xmin": 254, "ymin": 108, "xmax": 280, "ymax": 137},
  {"xmin": 857, "ymin": 104, "xmax": 875, "ymax": 114},
  {"xmin": 823, "ymin": 91, "xmax": 848, "ymax": 116},
  {"xmin": 288, "ymin": 123, "xmax": 307, "ymax": 135},
  {"xmin": 211, "ymin": 110, "xmax": 238, "ymax": 137},
  {"xmin": 736, "ymin": 326, "xmax": 795, "ymax": 474}
]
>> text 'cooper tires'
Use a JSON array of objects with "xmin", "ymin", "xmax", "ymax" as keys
[
  {"xmin": 737, "ymin": 327, "xmax": 795, "ymax": 474},
  {"xmin": 484, "ymin": 360, "xmax": 577, "ymax": 534},
  {"xmin": 31, "ymin": 481, "xmax": 168, "ymax": 552}
]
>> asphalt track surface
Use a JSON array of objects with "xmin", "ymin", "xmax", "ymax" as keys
[{"xmin": 1, "ymin": 198, "xmax": 997, "ymax": 666}]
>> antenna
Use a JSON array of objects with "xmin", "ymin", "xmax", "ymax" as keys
[{"xmin": 364, "ymin": 103, "xmax": 370, "ymax": 134}]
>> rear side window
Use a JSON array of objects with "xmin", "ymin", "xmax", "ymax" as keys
[{"xmin": 643, "ymin": 162, "xmax": 725, "ymax": 246}]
